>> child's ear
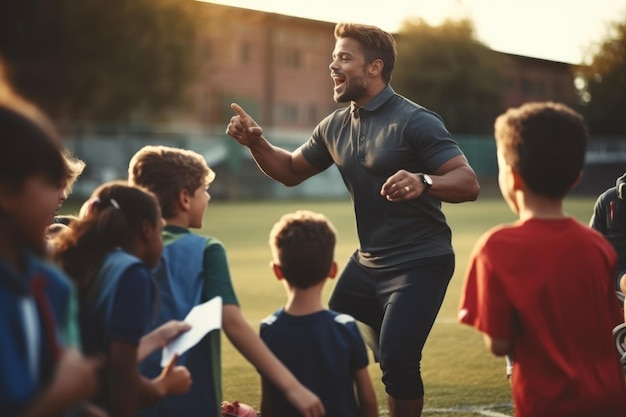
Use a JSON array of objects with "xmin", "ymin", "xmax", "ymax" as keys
[
  {"xmin": 140, "ymin": 219, "xmax": 154, "ymax": 242},
  {"xmin": 177, "ymin": 189, "xmax": 191, "ymax": 212},
  {"xmin": 510, "ymin": 167, "xmax": 525, "ymax": 191},
  {"xmin": 270, "ymin": 261, "xmax": 284, "ymax": 280},
  {"xmin": 328, "ymin": 261, "xmax": 338, "ymax": 279}
]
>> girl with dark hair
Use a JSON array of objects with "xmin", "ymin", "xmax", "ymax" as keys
[{"xmin": 53, "ymin": 181, "xmax": 191, "ymax": 417}]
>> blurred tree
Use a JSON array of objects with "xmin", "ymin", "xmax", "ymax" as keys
[
  {"xmin": 578, "ymin": 15, "xmax": 626, "ymax": 135},
  {"xmin": 392, "ymin": 18, "xmax": 504, "ymax": 134},
  {"xmin": 0, "ymin": 0, "xmax": 201, "ymax": 123}
]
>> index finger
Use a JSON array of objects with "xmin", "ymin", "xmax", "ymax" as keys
[{"xmin": 230, "ymin": 103, "xmax": 249, "ymax": 119}]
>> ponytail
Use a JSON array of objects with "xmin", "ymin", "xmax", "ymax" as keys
[{"xmin": 54, "ymin": 181, "xmax": 159, "ymax": 293}]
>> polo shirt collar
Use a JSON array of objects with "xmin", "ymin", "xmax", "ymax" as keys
[{"xmin": 351, "ymin": 84, "xmax": 395, "ymax": 114}]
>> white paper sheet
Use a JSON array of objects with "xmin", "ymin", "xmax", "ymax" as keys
[{"xmin": 161, "ymin": 296, "xmax": 222, "ymax": 367}]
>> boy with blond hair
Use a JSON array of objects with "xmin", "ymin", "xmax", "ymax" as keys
[
  {"xmin": 129, "ymin": 145, "xmax": 325, "ymax": 417},
  {"xmin": 262, "ymin": 210, "xmax": 378, "ymax": 417},
  {"xmin": 458, "ymin": 102, "xmax": 626, "ymax": 416}
]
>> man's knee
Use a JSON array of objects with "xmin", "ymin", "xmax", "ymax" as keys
[{"xmin": 380, "ymin": 346, "xmax": 423, "ymax": 399}]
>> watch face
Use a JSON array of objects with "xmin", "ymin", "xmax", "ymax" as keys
[{"xmin": 423, "ymin": 174, "xmax": 432, "ymax": 186}]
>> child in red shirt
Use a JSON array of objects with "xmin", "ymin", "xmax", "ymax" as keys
[{"xmin": 458, "ymin": 102, "xmax": 626, "ymax": 417}]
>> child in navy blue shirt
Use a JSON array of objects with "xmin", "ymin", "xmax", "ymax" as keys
[
  {"xmin": 53, "ymin": 181, "xmax": 192, "ymax": 417},
  {"xmin": 261, "ymin": 210, "xmax": 378, "ymax": 417}
]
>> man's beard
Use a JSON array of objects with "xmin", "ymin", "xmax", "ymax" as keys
[{"xmin": 334, "ymin": 76, "xmax": 367, "ymax": 103}]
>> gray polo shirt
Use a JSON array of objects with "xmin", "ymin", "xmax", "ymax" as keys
[{"xmin": 300, "ymin": 85, "xmax": 463, "ymax": 268}]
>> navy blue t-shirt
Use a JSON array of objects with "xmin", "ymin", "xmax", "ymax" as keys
[
  {"xmin": 260, "ymin": 309, "xmax": 368, "ymax": 417},
  {"xmin": 80, "ymin": 255, "xmax": 153, "ymax": 356},
  {"xmin": 109, "ymin": 264, "xmax": 153, "ymax": 346}
]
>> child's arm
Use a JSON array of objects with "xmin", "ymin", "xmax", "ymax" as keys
[
  {"xmin": 137, "ymin": 320, "xmax": 191, "ymax": 362},
  {"xmin": 22, "ymin": 348, "xmax": 102, "ymax": 417},
  {"xmin": 222, "ymin": 304, "xmax": 325, "ymax": 417},
  {"xmin": 260, "ymin": 376, "xmax": 277, "ymax": 417},
  {"xmin": 483, "ymin": 334, "xmax": 512, "ymax": 356},
  {"xmin": 108, "ymin": 341, "xmax": 140, "ymax": 417},
  {"xmin": 353, "ymin": 367, "xmax": 378, "ymax": 417}
]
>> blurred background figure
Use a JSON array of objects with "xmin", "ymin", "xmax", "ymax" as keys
[
  {"xmin": 590, "ymin": 172, "xmax": 626, "ymax": 316},
  {"xmin": 0, "ymin": 58, "xmax": 102, "ymax": 417}
]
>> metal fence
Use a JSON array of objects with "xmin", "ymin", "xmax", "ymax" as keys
[{"xmin": 60, "ymin": 127, "xmax": 626, "ymax": 200}]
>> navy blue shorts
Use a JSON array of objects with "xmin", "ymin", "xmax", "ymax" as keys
[{"xmin": 329, "ymin": 252, "xmax": 454, "ymax": 399}]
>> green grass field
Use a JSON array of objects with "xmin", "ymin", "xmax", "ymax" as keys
[
  {"xmin": 63, "ymin": 194, "xmax": 598, "ymax": 416},
  {"xmin": 197, "ymin": 195, "xmax": 597, "ymax": 417}
]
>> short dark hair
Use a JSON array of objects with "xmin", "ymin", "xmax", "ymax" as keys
[
  {"xmin": 334, "ymin": 22, "xmax": 397, "ymax": 84},
  {"xmin": 0, "ymin": 105, "xmax": 67, "ymax": 192},
  {"xmin": 0, "ymin": 59, "xmax": 67, "ymax": 192},
  {"xmin": 269, "ymin": 210, "xmax": 336, "ymax": 289},
  {"xmin": 494, "ymin": 101, "xmax": 588, "ymax": 198}
]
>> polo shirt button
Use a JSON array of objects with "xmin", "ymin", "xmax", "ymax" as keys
[{"xmin": 360, "ymin": 136, "xmax": 365, "ymax": 142}]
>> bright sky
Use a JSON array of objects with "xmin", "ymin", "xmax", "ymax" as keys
[{"xmin": 205, "ymin": 0, "xmax": 626, "ymax": 64}]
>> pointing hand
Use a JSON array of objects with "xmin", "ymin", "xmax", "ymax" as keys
[{"xmin": 226, "ymin": 103, "xmax": 263, "ymax": 147}]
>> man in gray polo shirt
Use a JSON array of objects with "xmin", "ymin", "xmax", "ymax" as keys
[{"xmin": 226, "ymin": 22, "xmax": 479, "ymax": 417}]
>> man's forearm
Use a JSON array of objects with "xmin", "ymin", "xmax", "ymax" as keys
[{"xmin": 247, "ymin": 138, "xmax": 312, "ymax": 187}]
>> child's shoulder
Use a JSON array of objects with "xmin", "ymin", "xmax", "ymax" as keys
[
  {"xmin": 27, "ymin": 256, "xmax": 75, "ymax": 315},
  {"xmin": 31, "ymin": 255, "xmax": 73, "ymax": 290},
  {"xmin": 476, "ymin": 217, "xmax": 607, "ymax": 253},
  {"xmin": 327, "ymin": 310, "xmax": 359, "ymax": 327},
  {"xmin": 98, "ymin": 250, "xmax": 145, "ymax": 280},
  {"xmin": 260, "ymin": 309, "xmax": 281, "ymax": 326},
  {"xmin": 0, "ymin": 254, "xmax": 72, "ymax": 299},
  {"xmin": 474, "ymin": 222, "xmax": 519, "ymax": 245},
  {"xmin": 163, "ymin": 226, "xmax": 222, "ymax": 247}
]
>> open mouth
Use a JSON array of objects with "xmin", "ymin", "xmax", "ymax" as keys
[{"xmin": 332, "ymin": 74, "xmax": 345, "ymax": 90}]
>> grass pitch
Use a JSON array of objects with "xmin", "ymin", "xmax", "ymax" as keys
[
  {"xmin": 199, "ymin": 196, "xmax": 597, "ymax": 416},
  {"xmin": 61, "ymin": 194, "xmax": 597, "ymax": 416}
]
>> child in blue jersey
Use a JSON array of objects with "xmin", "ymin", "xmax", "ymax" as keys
[
  {"xmin": 262, "ymin": 210, "xmax": 378, "ymax": 417},
  {"xmin": 53, "ymin": 181, "xmax": 192, "ymax": 417},
  {"xmin": 129, "ymin": 145, "xmax": 326, "ymax": 417},
  {"xmin": 0, "ymin": 71, "xmax": 101, "ymax": 417}
]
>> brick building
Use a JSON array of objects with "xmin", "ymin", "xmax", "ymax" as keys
[
  {"xmin": 181, "ymin": 2, "xmax": 341, "ymax": 134},
  {"xmin": 498, "ymin": 52, "xmax": 578, "ymax": 109},
  {"xmin": 181, "ymin": 2, "xmax": 579, "ymax": 135}
]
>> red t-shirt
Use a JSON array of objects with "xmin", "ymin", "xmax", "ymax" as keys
[{"xmin": 459, "ymin": 217, "xmax": 626, "ymax": 417}]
